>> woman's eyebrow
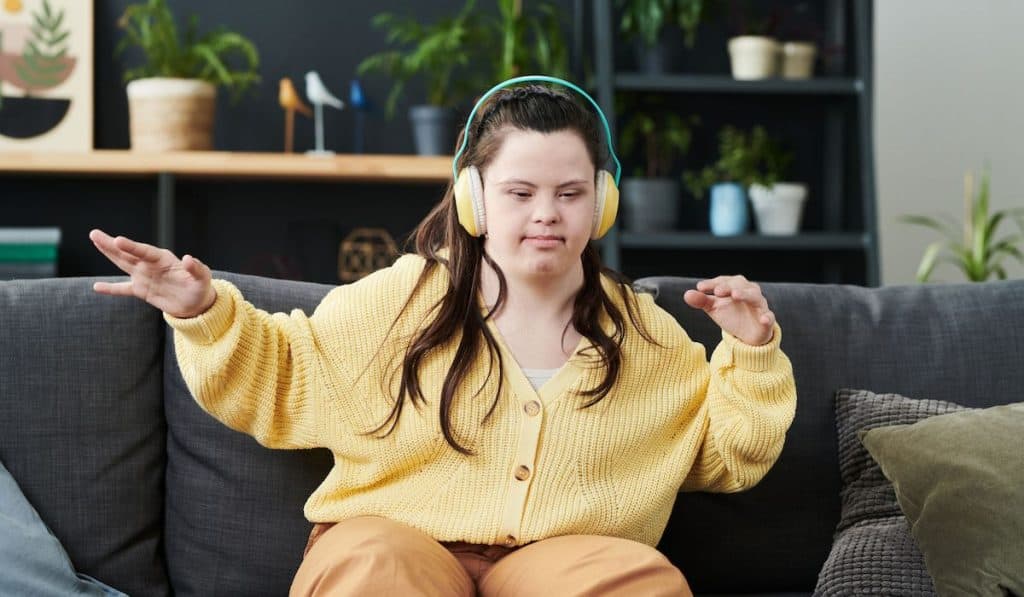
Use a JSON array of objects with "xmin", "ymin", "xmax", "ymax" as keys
[
  {"xmin": 496, "ymin": 178, "xmax": 590, "ymax": 187},
  {"xmin": 496, "ymin": 178, "xmax": 537, "ymax": 187}
]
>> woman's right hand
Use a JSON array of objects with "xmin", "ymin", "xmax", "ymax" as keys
[{"xmin": 89, "ymin": 229, "xmax": 217, "ymax": 318}]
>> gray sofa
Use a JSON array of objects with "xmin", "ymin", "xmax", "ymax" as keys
[{"xmin": 1, "ymin": 271, "xmax": 1021, "ymax": 596}]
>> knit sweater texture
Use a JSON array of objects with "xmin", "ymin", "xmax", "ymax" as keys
[{"xmin": 165, "ymin": 253, "xmax": 796, "ymax": 547}]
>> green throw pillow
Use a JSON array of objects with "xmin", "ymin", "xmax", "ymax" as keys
[{"xmin": 860, "ymin": 402, "xmax": 1024, "ymax": 597}]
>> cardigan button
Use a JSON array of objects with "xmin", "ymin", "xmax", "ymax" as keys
[
  {"xmin": 503, "ymin": 535, "xmax": 517, "ymax": 547},
  {"xmin": 514, "ymin": 465, "xmax": 531, "ymax": 481},
  {"xmin": 523, "ymin": 401, "xmax": 541, "ymax": 416}
]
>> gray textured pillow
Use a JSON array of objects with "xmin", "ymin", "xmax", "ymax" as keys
[{"xmin": 814, "ymin": 388, "xmax": 968, "ymax": 596}]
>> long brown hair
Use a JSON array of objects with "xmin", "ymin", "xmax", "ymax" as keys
[{"xmin": 371, "ymin": 84, "xmax": 658, "ymax": 454}]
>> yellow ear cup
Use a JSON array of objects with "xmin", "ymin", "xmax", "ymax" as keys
[
  {"xmin": 592, "ymin": 169, "xmax": 619, "ymax": 239},
  {"xmin": 454, "ymin": 166, "xmax": 486, "ymax": 237}
]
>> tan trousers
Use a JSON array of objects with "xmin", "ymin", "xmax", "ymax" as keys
[{"xmin": 290, "ymin": 516, "xmax": 692, "ymax": 596}]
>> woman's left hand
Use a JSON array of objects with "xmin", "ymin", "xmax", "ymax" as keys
[{"xmin": 683, "ymin": 275, "xmax": 775, "ymax": 346}]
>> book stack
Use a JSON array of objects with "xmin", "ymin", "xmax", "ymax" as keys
[{"xmin": 0, "ymin": 228, "xmax": 61, "ymax": 280}]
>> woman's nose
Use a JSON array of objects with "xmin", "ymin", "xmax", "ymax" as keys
[{"xmin": 532, "ymin": 197, "xmax": 560, "ymax": 223}]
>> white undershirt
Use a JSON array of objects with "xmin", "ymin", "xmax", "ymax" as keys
[{"xmin": 521, "ymin": 367, "xmax": 560, "ymax": 390}]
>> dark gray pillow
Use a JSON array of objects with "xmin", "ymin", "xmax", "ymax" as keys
[
  {"xmin": 162, "ymin": 272, "xmax": 334, "ymax": 597},
  {"xmin": 814, "ymin": 388, "xmax": 967, "ymax": 596}
]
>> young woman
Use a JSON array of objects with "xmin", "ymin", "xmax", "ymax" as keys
[{"xmin": 90, "ymin": 77, "xmax": 796, "ymax": 597}]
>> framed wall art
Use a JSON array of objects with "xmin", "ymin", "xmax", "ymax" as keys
[{"xmin": 0, "ymin": 0, "xmax": 93, "ymax": 151}]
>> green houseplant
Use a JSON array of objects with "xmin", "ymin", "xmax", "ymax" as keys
[
  {"xmin": 684, "ymin": 125, "xmax": 773, "ymax": 198},
  {"xmin": 617, "ymin": 0, "xmax": 711, "ymax": 73},
  {"xmin": 901, "ymin": 169, "xmax": 1024, "ymax": 282},
  {"xmin": 358, "ymin": 0, "xmax": 570, "ymax": 155},
  {"xmin": 357, "ymin": 0, "xmax": 487, "ymax": 155},
  {"xmin": 115, "ymin": 0, "xmax": 260, "ymax": 151},
  {"xmin": 726, "ymin": 0, "xmax": 781, "ymax": 79},
  {"xmin": 619, "ymin": 107, "xmax": 699, "ymax": 231},
  {"xmin": 491, "ymin": 0, "xmax": 571, "ymax": 81},
  {"xmin": 684, "ymin": 125, "xmax": 799, "ymax": 235}
]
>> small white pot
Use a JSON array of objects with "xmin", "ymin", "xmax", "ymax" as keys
[
  {"xmin": 781, "ymin": 42, "xmax": 817, "ymax": 79},
  {"xmin": 749, "ymin": 182, "xmax": 808, "ymax": 235},
  {"xmin": 126, "ymin": 77, "xmax": 217, "ymax": 151},
  {"xmin": 727, "ymin": 36, "xmax": 780, "ymax": 80}
]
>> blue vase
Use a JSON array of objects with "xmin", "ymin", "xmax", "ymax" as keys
[{"xmin": 709, "ymin": 182, "xmax": 750, "ymax": 236}]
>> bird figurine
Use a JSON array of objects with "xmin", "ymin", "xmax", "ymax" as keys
[
  {"xmin": 278, "ymin": 77, "xmax": 312, "ymax": 153},
  {"xmin": 349, "ymin": 79, "xmax": 371, "ymax": 154},
  {"xmin": 304, "ymin": 70, "xmax": 345, "ymax": 155}
]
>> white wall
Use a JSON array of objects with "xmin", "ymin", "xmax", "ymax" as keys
[{"xmin": 875, "ymin": 0, "xmax": 1024, "ymax": 284}]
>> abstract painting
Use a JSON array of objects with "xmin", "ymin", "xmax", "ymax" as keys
[{"xmin": 0, "ymin": 0, "xmax": 92, "ymax": 151}]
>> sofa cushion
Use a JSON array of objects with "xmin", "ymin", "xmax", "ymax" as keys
[
  {"xmin": 816, "ymin": 516, "xmax": 933, "ymax": 597},
  {"xmin": 634, "ymin": 277, "xmax": 1024, "ymax": 593},
  {"xmin": 163, "ymin": 272, "xmax": 333, "ymax": 597},
  {"xmin": 0, "ymin": 277, "xmax": 169, "ymax": 597},
  {"xmin": 813, "ymin": 388, "xmax": 962, "ymax": 595},
  {"xmin": 862, "ymin": 402, "xmax": 1024, "ymax": 597},
  {"xmin": 833, "ymin": 389, "xmax": 966, "ymax": 533}
]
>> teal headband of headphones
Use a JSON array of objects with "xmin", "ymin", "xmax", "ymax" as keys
[{"xmin": 451, "ymin": 75, "xmax": 622, "ymax": 185}]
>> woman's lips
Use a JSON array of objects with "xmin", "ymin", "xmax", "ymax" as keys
[{"xmin": 523, "ymin": 235, "xmax": 564, "ymax": 247}]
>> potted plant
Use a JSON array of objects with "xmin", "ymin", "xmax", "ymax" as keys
[
  {"xmin": 686, "ymin": 125, "xmax": 804, "ymax": 236},
  {"xmin": 681, "ymin": 125, "xmax": 756, "ymax": 235},
  {"xmin": 901, "ymin": 169, "xmax": 1024, "ymax": 282},
  {"xmin": 116, "ymin": 0, "xmax": 260, "ymax": 152},
  {"xmin": 357, "ymin": 0, "xmax": 487, "ymax": 155},
  {"xmin": 775, "ymin": 3, "xmax": 825, "ymax": 79},
  {"xmin": 725, "ymin": 0, "xmax": 780, "ymax": 80},
  {"xmin": 617, "ymin": 0, "xmax": 710, "ymax": 73},
  {"xmin": 619, "ymin": 105, "xmax": 699, "ymax": 232},
  {"xmin": 746, "ymin": 132, "xmax": 805, "ymax": 235},
  {"xmin": 490, "ymin": 0, "xmax": 571, "ymax": 81}
]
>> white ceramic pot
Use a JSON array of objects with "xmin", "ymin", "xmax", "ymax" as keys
[
  {"xmin": 126, "ymin": 77, "xmax": 216, "ymax": 151},
  {"xmin": 749, "ymin": 182, "xmax": 808, "ymax": 235},
  {"xmin": 781, "ymin": 42, "xmax": 817, "ymax": 79},
  {"xmin": 727, "ymin": 36, "xmax": 780, "ymax": 80}
]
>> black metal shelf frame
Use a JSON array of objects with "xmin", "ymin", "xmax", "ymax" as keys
[
  {"xmin": 619, "ymin": 232, "xmax": 869, "ymax": 251},
  {"xmin": 614, "ymin": 74, "xmax": 863, "ymax": 96},
  {"xmin": 591, "ymin": 0, "xmax": 879, "ymax": 286}
]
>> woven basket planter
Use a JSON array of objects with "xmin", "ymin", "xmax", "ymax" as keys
[{"xmin": 126, "ymin": 78, "xmax": 216, "ymax": 151}]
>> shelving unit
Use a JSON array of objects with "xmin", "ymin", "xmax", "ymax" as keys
[{"xmin": 591, "ymin": 0, "xmax": 878, "ymax": 285}]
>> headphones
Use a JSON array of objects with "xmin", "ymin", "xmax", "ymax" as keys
[{"xmin": 452, "ymin": 75, "xmax": 622, "ymax": 240}]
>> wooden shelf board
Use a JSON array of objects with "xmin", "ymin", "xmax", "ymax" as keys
[{"xmin": 0, "ymin": 150, "xmax": 453, "ymax": 183}]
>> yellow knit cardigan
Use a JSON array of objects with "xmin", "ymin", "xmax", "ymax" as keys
[{"xmin": 165, "ymin": 254, "xmax": 796, "ymax": 548}]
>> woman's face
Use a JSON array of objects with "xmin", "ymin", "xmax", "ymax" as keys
[{"xmin": 480, "ymin": 128, "xmax": 597, "ymax": 281}]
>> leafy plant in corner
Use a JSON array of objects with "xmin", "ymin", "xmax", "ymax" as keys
[
  {"xmin": 684, "ymin": 125, "xmax": 791, "ymax": 199},
  {"xmin": 620, "ymin": 108, "xmax": 699, "ymax": 179},
  {"xmin": 900, "ymin": 169, "xmax": 1024, "ymax": 282},
  {"xmin": 617, "ymin": 0, "xmax": 712, "ymax": 48},
  {"xmin": 115, "ymin": 0, "xmax": 260, "ymax": 103},
  {"xmin": 357, "ymin": 0, "xmax": 487, "ymax": 118}
]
